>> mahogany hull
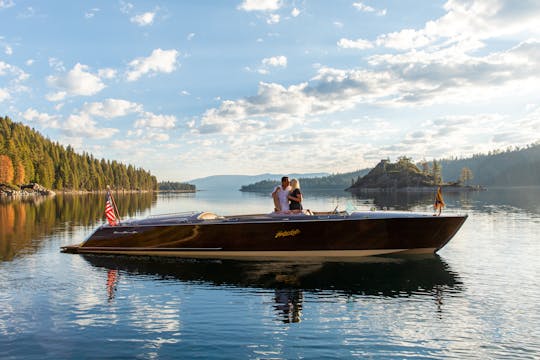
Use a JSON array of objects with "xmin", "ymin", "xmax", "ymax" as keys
[{"xmin": 63, "ymin": 212, "xmax": 467, "ymax": 259}]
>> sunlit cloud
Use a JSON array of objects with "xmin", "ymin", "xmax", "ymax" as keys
[
  {"xmin": 238, "ymin": 0, "xmax": 282, "ymax": 12},
  {"xmin": 62, "ymin": 112, "xmax": 119, "ymax": 139},
  {"xmin": 20, "ymin": 108, "xmax": 61, "ymax": 128},
  {"xmin": 130, "ymin": 11, "xmax": 155, "ymax": 26},
  {"xmin": 0, "ymin": 88, "xmax": 10, "ymax": 102},
  {"xmin": 46, "ymin": 63, "xmax": 106, "ymax": 100},
  {"xmin": 82, "ymin": 99, "xmax": 142, "ymax": 119},
  {"xmin": 126, "ymin": 48, "xmax": 179, "ymax": 81},
  {"xmin": 134, "ymin": 112, "xmax": 176, "ymax": 129},
  {"xmin": 337, "ymin": 38, "xmax": 373, "ymax": 50},
  {"xmin": 267, "ymin": 14, "xmax": 280, "ymax": 24},
  {"xmin": 353, "ymin": 2, "xmax": 386, "ymax": 16}
]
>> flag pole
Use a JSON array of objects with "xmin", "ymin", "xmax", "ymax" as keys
[{"xmin": 107, "ymin": 185, "xmax": 122, "ymax": 224}]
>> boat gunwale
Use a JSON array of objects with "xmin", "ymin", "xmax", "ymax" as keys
[{"xmin": 108, "ymin": 212, "xmax": 468, "ymax": 228}]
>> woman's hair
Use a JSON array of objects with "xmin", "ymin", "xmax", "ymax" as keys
[{"xmin": 290, "ymin": 178, "xmax": 300, "ymax": 190}]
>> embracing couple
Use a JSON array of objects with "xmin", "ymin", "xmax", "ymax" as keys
[{"xmin": 271, "ymin": 176, "xmax": 303, "ymax": 213}]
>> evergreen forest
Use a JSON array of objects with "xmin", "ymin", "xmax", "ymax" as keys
[
  {"xmin": 158, "ymin": 181, "xmax": 196, "ymax": 191},
  {"xmin": 0, "ymin": 116, "xmax": 157, "ymax": 191},
  {"xmin": 240, "ymin": 168, "xmax": 370, "ymax": 192},
  {"xmin": 439, "ymin": 143, "xmax": 540, "ymax": 186}
]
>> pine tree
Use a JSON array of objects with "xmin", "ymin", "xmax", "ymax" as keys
[
  {"xmin": 432, "ymin": 160, "xmax": 442, "ymax": 185},
  {"xmin": 459, "ymin": 167, "xmax": 474, "ymax": 185},
  {"xmin": 0, "ymin": 154, "xmax": 14, "ymax": 183}
]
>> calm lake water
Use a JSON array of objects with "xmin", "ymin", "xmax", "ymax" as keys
[{"xmin": 1, "ymin": 187, "xmax": 539, "ymax": 359}]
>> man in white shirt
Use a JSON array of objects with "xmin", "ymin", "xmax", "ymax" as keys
[{"xmin": 272, "ymin": 176, "xmax": 291, "ymax": 213}]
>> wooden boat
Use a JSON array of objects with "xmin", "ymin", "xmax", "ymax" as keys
[{"xmin": 62, "ymin": 210, "xmax": 467, "ymax": 259}]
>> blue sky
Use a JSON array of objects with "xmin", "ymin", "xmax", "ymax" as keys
[{"xmin": 1, "ymin": 0, "xmax": 539, "ymax": 181}]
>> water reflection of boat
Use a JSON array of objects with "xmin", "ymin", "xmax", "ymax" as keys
[
  {"xmin": 63, "ymin": 211, "xmax": 467, "ymax": 259},
  {"xmin": 83, "ymin": 254, "xmax": 461, "ymax": 296},
  {"xmin": 85, "ymin": 255, "xmax": 461, "ymax": 323}
]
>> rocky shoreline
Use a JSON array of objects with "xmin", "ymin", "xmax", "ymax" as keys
[{"xmin": 0, "ymin": 183, "xmax": 56, "ymax": 197}]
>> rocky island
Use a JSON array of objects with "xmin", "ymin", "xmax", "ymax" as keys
[{"xmin": 347, "ymin": 157, "xmax": 481, "ymax": 192}]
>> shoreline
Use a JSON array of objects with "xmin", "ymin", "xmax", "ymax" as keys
[
  {"xmin": 347, "ymin": 185, "xmax": 486, "ymax": 193},
  {"xmin": 0, "ymin": 185, "xmax": 197, "ymax": 198}
]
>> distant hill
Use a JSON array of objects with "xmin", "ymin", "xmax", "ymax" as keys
[
  {"xmin": 240, "ymin": 169, "xmax": 370, "ymax": 192},
  {"xmin": 189, "ymin": 173, "xmax": 329, "ymax": 190},
  {"xmin": 439, "ymin": 143, "xmax": 540, "ymax": 186}
]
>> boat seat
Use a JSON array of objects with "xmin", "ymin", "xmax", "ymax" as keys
[{"xmin": 197, "ymin": 212, "xmax": 220, "ymax": 220}]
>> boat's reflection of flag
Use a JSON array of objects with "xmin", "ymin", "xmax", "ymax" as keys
[{"xmin": 107, "ymin": 269, "xmax": 118, "ymax": 301}]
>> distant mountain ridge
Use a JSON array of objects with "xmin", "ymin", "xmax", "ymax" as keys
[
  {"xmin": 188, "ymin": 173, "xmax": 329, "ymax": 190},
  {"xmin": 240, "ymin": 168, "xmax": 370, "ymax": 192}
]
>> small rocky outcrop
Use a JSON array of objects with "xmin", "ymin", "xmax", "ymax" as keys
[
  {"xmin": 347, "ymin": 159, "xmax": 435, "ymax": 191},
  {"xmin": 0, "ymin": 183, "xmax": 55, "ymax": 197}
]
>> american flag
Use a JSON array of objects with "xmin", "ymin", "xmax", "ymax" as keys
[{"xmin": 105, "ymin": 192, "xmax": 117, "ymax": 226}]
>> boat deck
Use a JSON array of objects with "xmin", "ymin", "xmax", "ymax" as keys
[{"xmin": 115, "ymin": 210, "xmax": 451, "ymax": 227}]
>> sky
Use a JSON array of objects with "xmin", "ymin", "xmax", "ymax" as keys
[{"xmin": 1, "ymin": 0, "xmax": 539, "ymax": 181}]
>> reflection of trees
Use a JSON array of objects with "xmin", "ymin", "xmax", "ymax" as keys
[
  {"xmin": 351, "ymin": 187, "xmax": 540, "ymax": 214},
  {"xmin": 351, "ymin": 191, "xmax": 435, "ymax": 211},
  {"xmin": 0, "ymin": 193, "xmax": 156, "ymax": 261}
]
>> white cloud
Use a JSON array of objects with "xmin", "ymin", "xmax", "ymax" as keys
[
  {"xmin": 126, "ymin": 48, "xmax": 179, "ymax": 81},
  {"xmin": 130, "ymin": 11, "xmax": 155, "ymax": 26},
  {"xmin": 238, "ymin": 0, "xmax": 281, "ymax": 12},
  {"xmin": 82, "ymin": 99, "xmax": 142, "ymax": 119},
  {"xmin": 63, "ymin": 112, "xmax": 119, "ymax": 139},
  {"xmin": 134, "ymin": 112, "xmax": 176, "ymax": 129},
  {"xmin": 46, "ymin": 63, "xmax": 106, "ymax": 99},
  {"xmin": 194, "ymin": 38, "xmax": 540, "ymax": 138},
  {"xmin": 48, "ymin": 57, "xmax": 65, "ymax": 72},
  {"xmin": 337, "ymin": 38, "xmax": 373, "ymax": 50},
  {"xmin": 353, "ymin": 2, "xmax": 374, "ymax": 12},
  {"xmin": 21, "ymin": 108, "xmax": 60, "ymax": 128},
  {"xmin": 196, "ymin": 82, "xmax": 312, "ymax": 135},
  {"xmin": 371, "ymin": 0, "xmax": 540, "ymax": 51},
  {"xmin": 291, "ymin": 8, "xmax": 300, "ymax": 17},
  {"xmin": 0, "ymin": 61, "xmax": 29, "ymax": 101},
  {"xmin": 46, "ymin": 91, "xmax": 67, "ymax": 102},
  {"xmin": 254, "ymin": 55, "xmax": 287, "ymax": 74},
  {"xmin": 262, "ymin": 55, "xmax": 287, "ymax": 67},
  {"xmin": 0, "ymin": 60, "xmax": 29, "ymax": 81},
  {"xmin": 5, "ymin": 45, "xmax": 12, "ymax": 55},
  {"xmin": 187, "ymin": 33, "xmax": 195, "ymax": 41},
  {"xmin": 85, "ymin": 8, "xmax": 99, "ymax": 19},
  {"xmin": 119, "ymin": 1, "xmax": 133, "ymax": 14},
  {"xmin": 0, "ymin": 0, "xmax": 14, "ymax": 9},
  {"xmin": 375, "ymin": 29, "xmax": 433, "ymax": 50},
  {"xmin": 98, "ymin": 68, "xmax": 117, "ymax": 79},
  {"xmin": 353, "ymin": 2, "xmax": 386, "ymax": 16},
  {"xmin": 145, "ymin": 131, "xmax": 170, "ymax": 142},
  {"xmin": 0, "ymin": 88, "xmax": 9, "ymax": 102},
  {"xmin": 266, "ymin": 14, "xmax": 280, "ymax": 24},
  {"xmin": 61, "ymin": 99, "xmax": 142, "ymax": 139}
]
